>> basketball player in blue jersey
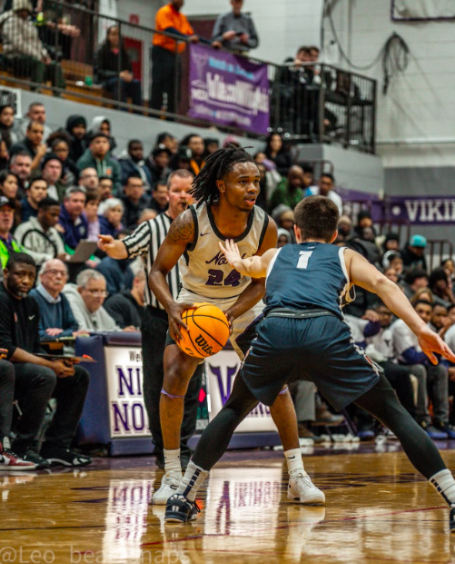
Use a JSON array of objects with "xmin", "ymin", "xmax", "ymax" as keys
[
  {"xmin": 165, "ymin": 195, "xmax": 455, "ymax": 530},
  {"xmin": 149, "ymin": 147, "xmax": 322, "ymax": 506}
]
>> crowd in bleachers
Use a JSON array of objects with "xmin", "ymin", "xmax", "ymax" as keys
[{"xmin": 0, "ymin": 93, "xmax": 454, "ymax": 470}]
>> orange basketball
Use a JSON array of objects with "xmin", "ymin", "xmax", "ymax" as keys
[{"xmin": 178, "ymin": 303, "xmax": 230, "ymax": 359}]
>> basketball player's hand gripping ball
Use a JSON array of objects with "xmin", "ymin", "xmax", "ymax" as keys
[{"xmin": 177, "ymin": 303, "xmax": 231, "ymax": 359}]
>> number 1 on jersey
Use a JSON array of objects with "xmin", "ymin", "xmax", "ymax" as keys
[{"xmin": 297, "ymin": 251, "xmax": 313, "ymax": 269}]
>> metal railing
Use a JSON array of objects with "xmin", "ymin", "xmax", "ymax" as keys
[{"xmin": 0, "ymin": 0, "xmax": 377, "ymax": 150}]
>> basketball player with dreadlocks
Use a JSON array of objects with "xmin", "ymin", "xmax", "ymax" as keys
[{"xmin": 149, "ymin": 146, "xmax": 322, "ymax": 507}]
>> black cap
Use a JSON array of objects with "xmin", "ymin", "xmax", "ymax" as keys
[
  {"xmin": 40, "ymin": 152, "xmax": 61, "ymax": 170},
  {"xmin": 0, "ymin": 195, "xmax": 16, "ymax": 209},
  {"xmin": 177, "ymin": 146, "xmax": 192, "ymax": 161}
]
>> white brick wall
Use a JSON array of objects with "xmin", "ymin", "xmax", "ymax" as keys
[{"xmin": 325, "ymin": 0, "xmax": 455, "ymax": 167}]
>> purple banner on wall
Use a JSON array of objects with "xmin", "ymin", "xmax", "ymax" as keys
[
  {"xmin": 188, "ymin": 43, "xmax": 269, "ymax": 135},
  {"xmin": 386, "ymin": 196, "xmax": 455, "ymax": 225}
]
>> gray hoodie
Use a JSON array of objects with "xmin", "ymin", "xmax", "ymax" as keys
[{"xmin": 63, "ymin": 283, "xmax": 121, "ymax": 332}]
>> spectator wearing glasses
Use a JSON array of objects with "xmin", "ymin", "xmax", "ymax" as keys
[
  {"xmin": 63, "ymin": 269, "xmax": 135, "ymax": 332},
  {"xmin": 79, "ymin": 168, "xmax": 99, "ymax": 193},
  {"xmin": 0, "ymin": 253, "xmax": 90, "ymax": 469},
  {"xmin": 29, "ymin": 259, "xmax": 87, "ymax": 342},
  {"xmin": 14, "ymin": 197, "xmax": 66, "ymax": 266},
  {"xmin": 99, "ymin": 176, "xmax": 114, "ymax": 203}
]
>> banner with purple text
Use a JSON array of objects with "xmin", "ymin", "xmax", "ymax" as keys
[{"xmin": 188, "ymin": 43, "xmax": 269, "ymax": 135}]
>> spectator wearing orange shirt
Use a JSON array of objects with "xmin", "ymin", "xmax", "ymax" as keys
[{"xmin": 150, "ymin": 0, "xmax": 199, "ymax": 116}]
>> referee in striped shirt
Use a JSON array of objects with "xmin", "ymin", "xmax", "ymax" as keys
[{"xmin": 98, "ymin": 169, "xmax": 203, "ymax": 468}]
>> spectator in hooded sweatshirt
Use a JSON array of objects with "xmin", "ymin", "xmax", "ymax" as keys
[
  {"xmin": 401, "ymin": 234, "xmax": 428, "ymax": 272},
  {"xmin": 15, "ymin": 197, "xmax": 66, "ymax": 265},
  {"xmin": 76, "ymin": 133, "xmax": 121, "ymax": 194},
  {"xmin": 65, "ymin": 115, "xmax": 87, "ymax": 163},
  {"xmin": 119, "ymin": 139, "xmax": 152, "ymax": 190},
  {"xmin": 87, "ymin": 116, "xmax": 117, "ymax": 154},
  {"xmin": 145, "ymin": 144, "xmax": 172, "ymax": 189}
]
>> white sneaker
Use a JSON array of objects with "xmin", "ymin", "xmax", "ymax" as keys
[
  {"xmin": 288, "ymin": 473, "xmax": 325, "ymax": 505},
  {"xmin": 152, "ymin": 472, "xmax": 181, "ymax": 505}
]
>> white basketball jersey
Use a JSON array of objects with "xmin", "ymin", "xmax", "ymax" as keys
[{"xmin": 178, "ymin": 202, "xmax": 269, "ymax": 299}]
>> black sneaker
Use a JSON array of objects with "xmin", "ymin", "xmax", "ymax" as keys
[
  {"xmin": 450, "ymin": 505, "xmax": 455, "ymax": 534},
  {"xmin": 165, "ymin": 494, "xmax": 200, "ymax": 523},
  {"xmin": 433, "ymin": 421, "xmax": 455, "ymax": 439},
  {"xmin": 40, "ymin": 445, "xmax": 92, "ymax": 467},
  {"xmin": 17, "ymin": 449, "xmax": 50, "ymax": 470}
]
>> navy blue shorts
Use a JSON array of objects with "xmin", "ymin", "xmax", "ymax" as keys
[{"xmin": 240, "ymin": 315, "xmax": 380, "ymax": 411}]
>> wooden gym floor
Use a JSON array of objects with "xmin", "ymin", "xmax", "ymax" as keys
[{"xmin": 1, "ymin": 444, "xmax": 454, "ymax": 564}]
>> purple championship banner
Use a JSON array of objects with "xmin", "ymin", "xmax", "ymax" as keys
[{"xmin": 188, "ymin": 43, "xmax": 269, "ymax": 135}]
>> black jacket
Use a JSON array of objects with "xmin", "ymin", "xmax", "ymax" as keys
[
  {"xmin": 104, "ymin": 289, "xmax": 144, "ymax": 329},
  {"xmin": 65, "ymin": 115, "xmax": 88, "ymax": 163},
  {"xmin": 121, "ymin": 195, "xmax": 151, "ymax": 230},
  {"xmin": 401, "ymin": 245, "xmax": 427, "ymax": 271},
  {"xmin": 94, "ymin": 44, "xmax": 133, "ymax": 85},
  {"xmin": 0, "ymin": 285, "xmax": 42, "ymax": 359}
]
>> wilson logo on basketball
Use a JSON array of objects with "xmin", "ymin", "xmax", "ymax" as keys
[{"xmin": 195, "ymin": 334, "xmax": 213, "ymax": 356}]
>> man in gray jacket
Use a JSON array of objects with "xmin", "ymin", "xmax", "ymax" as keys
[
  {"xmin": 64, "ymin": 270, "xmax": 136, "ymax": 333},
  {"xmin": 211, "ymin": 0, "xmax": 259, "ymax": 52}
]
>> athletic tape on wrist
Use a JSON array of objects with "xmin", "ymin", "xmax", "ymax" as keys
[{"xmin": 161, "ymin": 389, "xmax": 185, "ymax": 399}]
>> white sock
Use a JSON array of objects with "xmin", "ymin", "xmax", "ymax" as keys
[
  {"xmin": 176, "ymin": 461, "xmax": 209, "ymax": 502},
  {"xmin": 2, "ymin": 437, "xmax": 11, "ymax": 450},
  {"xmin": 430, "ymin": 469, "xmax": 455, "ymax": 506},
  {"xmin": 285, "ymin": 448, "xmax": 305, "ymax": 476},
  {"xmin": 164, "ymin": 448, "xmax": 182, "ymax": 475}
]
